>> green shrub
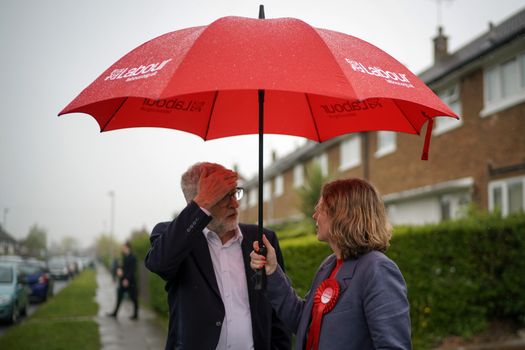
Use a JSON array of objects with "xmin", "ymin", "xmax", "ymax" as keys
[
  {"xmin": 130, "ymin": 228, "xmax": 170, "ymax": 317},
  {"xmin": 280, "ymin": 235, "xmax": 332, "ymax": 297},
  {"xmin": 130, "ymin": 231, "xmax": 150, "ymax": 262},
  {"xmin": 149, "ymin": 272, "xmax": 169, "ymax": 316},
  {"xmin": 269, "ymin": 219, "xmax": 314, "ymax": 240},
  {"xmin": 141, "ymin": 211, "xmax": 525, "ymax": 349}
]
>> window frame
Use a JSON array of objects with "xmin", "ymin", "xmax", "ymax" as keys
[
  {"xmin": 339, "ymin": 135, "xmax": 361, "ymax": 171},
  {"xmin": 481, "ymin": 51, "xmax": 525, "ymax": 117},
  {"xmin": 249, "ymin": 188, "xmax": 258, "ymax": 207},
  {"xmin": 488, "ymin": 175, "xmax": 525, "ymax": 216},
  {"xmin": 274, "ymin": 174, "xmax": 284, "ymax": 197},
  {"xmin": 315, "ymin": 153, "xmax": 329, "ymax": 177},
  {"xmin": 375, "ymin": 131, "xmax": 397, "ymax": 158},
  {"xmin": 433, "ymin": 83, "xmax": 462, "ymax": 135},
  {"xmin": 293, "ymin": 164, "xmax": 304, "ymax": 188},
  {"xmin": 263, "ymin": 181, "xmax": 271, "ymax": 202}
]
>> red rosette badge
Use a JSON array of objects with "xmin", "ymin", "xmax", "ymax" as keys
[{"xmin": 305, "ymin": 278, "xmax": 340, "ymax": 350}]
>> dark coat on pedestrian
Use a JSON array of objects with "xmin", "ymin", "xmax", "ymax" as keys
[{"xmin": 121, "ymin": 252, "xmax": 137, "ymax": 287}]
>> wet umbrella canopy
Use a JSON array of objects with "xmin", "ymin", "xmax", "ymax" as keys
[
  {"xmin": 59, "ymin": 6, "xmax": 458, "ymax": 287},
  {"xmin": 59, "ymin": 14, "xmax": 456, "ymax": 143}
]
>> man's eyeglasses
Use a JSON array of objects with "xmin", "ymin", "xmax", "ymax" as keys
[
  {"xmin": 218, "ymin": 187, "xmax": 244, "ymax": 205},
  {"xmin": 232, "ymin": 187, "xmax": 244, "ymax": 200}
]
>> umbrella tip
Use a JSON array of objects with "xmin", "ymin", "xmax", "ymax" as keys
[{"xmin": 258, "ymin": 4, "xmax": 265, "ymax": 19}]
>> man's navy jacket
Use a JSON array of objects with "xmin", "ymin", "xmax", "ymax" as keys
[{"xmin": 145, "ymin": 201, "xmax": 291, "ymax": 350}]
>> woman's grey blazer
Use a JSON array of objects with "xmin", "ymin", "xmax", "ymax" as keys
[{"xmin": 266, "ymin": 250, "xmax": 412, "ymax": 349}]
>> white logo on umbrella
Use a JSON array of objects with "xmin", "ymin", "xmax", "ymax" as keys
[
  {"xmin": 104, "ymin": 59, "xmax": 172, "ymax": 82},
  {"xmin": 345, "ymin": 58, "xmax": 414, "ymax": 88}
]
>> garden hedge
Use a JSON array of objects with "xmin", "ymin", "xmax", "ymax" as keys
[{"xmin": 132, "ymin": 213, "xmax": 525, "ymax": 349}]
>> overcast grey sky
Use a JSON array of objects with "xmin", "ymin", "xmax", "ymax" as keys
[{"xmin": 1, "ymin": 0, "xmax": 524, "ymax": 248}]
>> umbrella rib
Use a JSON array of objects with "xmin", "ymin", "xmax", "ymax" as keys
[
  {"xmin": 392, "ymin": 99, "xmax": 419, "ymax": 135},
  {"xmin": 101, "ymin": 97, "xmax": 128, "ymax": 132},
  {"xmin": 203, "ymin": 91, "xmax": 219, "ymax": 140},
  {"xmin": 305, "ymin": 94, "xmax": 322, "ymax": 142}
]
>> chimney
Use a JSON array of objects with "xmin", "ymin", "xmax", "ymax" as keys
[
  {"xmin": 488, "ymin": 21, "xmax": 497, "ymax": 43},
  {"xmin": 433, "ymin": 26, "xmax": 450, "ymax": 63}
]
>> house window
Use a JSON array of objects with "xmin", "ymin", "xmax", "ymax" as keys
[
  {"xmin": 375, "ymin": 131, "xmax": 397, "ymax": 157},
  {"xmin": 492, "ymin": 186, "xmax": 503, "ymax": 210},
  {"xmin": 263, "ymin": 181, "xmax": 271, "ymax": 202},
  {"xmin": 274, "ymin": 175, "xmax": 284, "ymax": 197},
  {"xmin": 293, "ymin": 164, "xmax": 304, "ymax": 188},
  {"xmin": 482, "ymin": 51, "xmax": 525, "ymax": 116},
  {"xmin": 239, "ymin": 195, "xmax": 248, "ymax": 210},
  {"xmin": 339, "ymin": 135, "xmax": 361, "ymax": 170},
  {"xmin": 485, "ymin": 68, "xmax": 499, "ymax": 104},
  {"xmin": 440, "ymin": 198, "xmax": 451, "ymax": 221},
  {"xmin": 249, "ymin": 188, "xmax": 257, "ymax": 207},
  {"xmin": 509, "ymin": 182, "xmax": 524, "ymax": 215},
  {"xmin": 501, "ymin": 58, "xmax": 519, "ymax": 98},
  {"xmin": 488, "ymin": 176, "xmax": 525, "ymax": 216},
  {"xmin": 315, "ymin": 153, "xmax": 329, "ymax": 177},
  {"xmin": 434, "ymin": 84, "xmax": 462, "ymax": 135}
]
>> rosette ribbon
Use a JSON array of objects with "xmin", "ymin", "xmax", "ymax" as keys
[{"xmin": 305, "ymin": 278, "xmax": 340, "ymax": 350}]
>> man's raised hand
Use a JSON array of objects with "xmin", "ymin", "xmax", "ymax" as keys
[{"xmin": 193, "ymin": 168, "xmax": 238, "ymax": 211}]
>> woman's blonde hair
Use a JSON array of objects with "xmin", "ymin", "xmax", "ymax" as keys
[{"xmin": 321, "ymin": 178, "xmax": 392, "ymax": 259}]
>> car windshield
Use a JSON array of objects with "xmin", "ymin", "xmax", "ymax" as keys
[
  {"xmin": 0, "ymin": 266, "xmax": 13, "ymax": 283},
  {"xmin": 48, "ymin": 260, "xmax": 66, "ymax": 268},
  {"xmin": 19, "ymin": 264, "xmax": 42, "ymax": 275}
]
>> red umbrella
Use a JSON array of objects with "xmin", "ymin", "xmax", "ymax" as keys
[{"xmin": 59, "ymin": 7, "xmax": 457, "ymax": 287}]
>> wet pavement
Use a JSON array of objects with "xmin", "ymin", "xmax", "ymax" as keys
[{"xmin": 95, "ymin": 264, "xmax": 167, "ymax": 350}]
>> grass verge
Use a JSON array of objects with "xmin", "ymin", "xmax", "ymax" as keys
[{"xmin": 0, "ymin": 269, "xmax": 100, "ymax": 350}]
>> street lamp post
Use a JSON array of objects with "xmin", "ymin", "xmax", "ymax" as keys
[{"xmin": 2, "ymin": 208, "xmax": 8, "ymax": 229}]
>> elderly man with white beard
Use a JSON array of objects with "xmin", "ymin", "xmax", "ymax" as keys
[{"xmin": 145, "ymin": 162, "xmax": 291, "ymax": 350}]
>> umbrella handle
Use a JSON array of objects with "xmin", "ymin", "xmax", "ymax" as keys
[{"xmin": 253, "ymin": 243, "xmax": 267, "ymax": 290}]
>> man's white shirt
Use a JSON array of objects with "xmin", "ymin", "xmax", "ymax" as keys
[{"xmin": 203, "ymin": 226, "xmax": 254, "ymax": 350}]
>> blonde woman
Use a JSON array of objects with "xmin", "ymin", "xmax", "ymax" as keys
[{"xmin": 251, "ymin": 178, "xmax": 411, "ymax": 350}]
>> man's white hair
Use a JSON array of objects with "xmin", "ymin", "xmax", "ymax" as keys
[{"xmin": 180, "ymin": 162, "xmax": 226, "ymax": 203}]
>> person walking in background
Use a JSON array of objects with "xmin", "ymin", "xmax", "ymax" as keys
[
  {"xmin": 107, "ymin": 241, "xmax": 139, "ymax": 320},
  {"xmin": 251, "ymin": 178, "xmax": 412, "ymax": 350},
  {"xmin": 145, "ymin": 162, "xmax": 291, "ymax": 350}
]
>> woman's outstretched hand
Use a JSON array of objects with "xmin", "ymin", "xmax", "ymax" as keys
[{"xmin": 250, "ymin": 234, "xmax": 277, "ymax": 275}]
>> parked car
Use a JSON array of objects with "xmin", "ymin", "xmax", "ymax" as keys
[
  {"xmin": 0, "ymin": 262, "xmax": 29, "ymax": 324},
  {"xmin": 0, "ymin": 255, "xmax": 24, "ymax": 264},
  {"xmin": 47, "ymin": 257, "xmax": 71, "ymax": 280},
  {"xmin": 19, "ymin": 262, "xmax": 54, "ymax": 302}
]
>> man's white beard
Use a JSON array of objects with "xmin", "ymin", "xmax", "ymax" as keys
[{"xmin": 208, "ymin": 216, "xmax": 238, "ymax": 235}]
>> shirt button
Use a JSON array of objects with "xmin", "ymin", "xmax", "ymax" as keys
[{"xmin": 216, "ymin": 321, "xmax": 222, "ymax": 327}]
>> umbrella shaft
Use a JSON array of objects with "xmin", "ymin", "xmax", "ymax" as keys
[
  {"xmin": 258, "ymin": 89, "xmax": 265, "ymax": 238},
  {"xmin": 254, "ymin": 89, "xmax": 267, "ymax": 291}
]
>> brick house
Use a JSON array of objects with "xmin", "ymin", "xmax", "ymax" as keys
[
  {"xmin": 0, "ymin": 224, "xmax": 20, "ymax": 255},
  {"xmin": 239, "ymin": 8, "xmax": 525, "ymax": 226}
]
